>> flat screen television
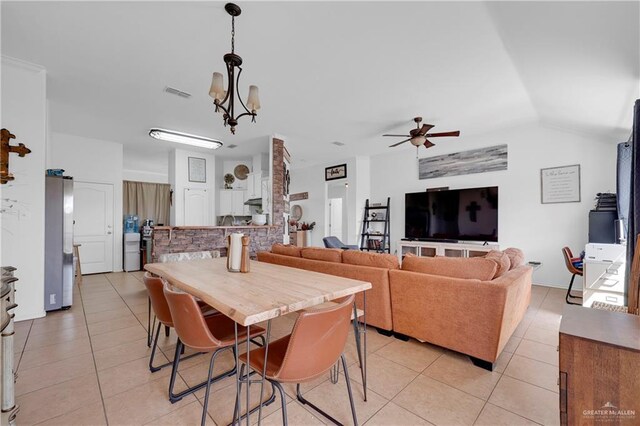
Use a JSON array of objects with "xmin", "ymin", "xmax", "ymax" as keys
[{"xmin": 405, "ymin": 187, "xmax": 498, "ymax": 242}]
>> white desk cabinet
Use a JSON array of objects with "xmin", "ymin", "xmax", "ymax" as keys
[{"xmin": 583, "ymin": 243, "xmax": 626, "ymax": 308}]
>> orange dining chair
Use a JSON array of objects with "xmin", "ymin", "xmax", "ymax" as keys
[
  {"xmin": 163, "ymin": 282, "xmax": 268, "ymax": 426},
  {"xmin": 238, "ymin": 294, "xmax": 358, "ymax": 426},
  {"xmin": 562, "ymin": 247, "xmax": 583, "ymax": 305},
  {"xmin": 143, "ymin": 272, "xmax": 226, "ymax": 403}
]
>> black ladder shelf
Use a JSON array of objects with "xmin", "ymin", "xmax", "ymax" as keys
[{"xmin": 360, "ymin": 197, "xmax": 390, "ymax": 253}]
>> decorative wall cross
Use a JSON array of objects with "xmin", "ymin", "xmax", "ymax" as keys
[{"xmin": 1, "ymin": 129, "xmax": 31, "ymax": 184}]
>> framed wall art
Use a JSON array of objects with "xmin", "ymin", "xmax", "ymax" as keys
[
  {"xmin": 325, "ymin": 164, "xmax": 347, "ymax": 181},
  {"xmin": 541, "ymin": 164, "xmax": 581, "ymax": 204},
  {"xmin": 188, "ymin": 157, "xmax": 206, "ymax": 183}
]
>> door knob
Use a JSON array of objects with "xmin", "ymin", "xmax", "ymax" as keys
[{"xmin": 107, "ymin": 231, "xmax": 112, "ymax": 235}]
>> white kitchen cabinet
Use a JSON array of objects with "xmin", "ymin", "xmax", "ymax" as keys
[
  {"xmin": 246, "ymin": 173, "xmax": 262, "ymax": 199},
  {"xmin": 218, "ymin": 190, "xmax": 247, "ymax": 216}
]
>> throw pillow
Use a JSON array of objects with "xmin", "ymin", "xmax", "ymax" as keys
[
  {"xmin": 271, "ymin": 243, "xmax": 302, "ymax": 257},
  {"xmin": 342, "ymin": 250, "xmax": 400, "ymax": 269},
  {"xmin": 503, "ymin": 247, "xmax": 525, "ymax": 270},
  {"xmin": 401, "ymin": 254, "xmax": 497, "ymax": 281},
  {"xmin": 484, "ymin": 250, "xmax": 511, "ymax": 278},
  {"xmin": 301, "ymin": 247, "xmax": 343, "ymax": 263}
]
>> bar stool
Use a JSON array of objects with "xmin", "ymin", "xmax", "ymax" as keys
[
  {"xmin": 239, "ymin": 295, "xmax": 358, "ymax": 426},
  {"xmin": 163, "ymin": 282, "xmax": 267, "ymax": 426},
  {"xmin": 73, "ymin": 244, "xmax": 82, "ymax": 287}
]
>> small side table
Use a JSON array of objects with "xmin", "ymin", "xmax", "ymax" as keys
[{"xmin": 73, "ymin": 244, "xmax": 82, "ymax": 287}]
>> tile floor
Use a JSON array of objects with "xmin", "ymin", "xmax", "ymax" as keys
[{"xmin": 13, "ymin": 272, "xmax": 562, "ymax": 425}]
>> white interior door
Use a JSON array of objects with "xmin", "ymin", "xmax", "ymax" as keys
[
  {"xmin": 329, "ymin": 198, "xmax": 343, "ymax": 241},
  {"xmin": 74, "ymin": 181, "xmax": 114, "ymax": 274},
  {"xmin": 184, "ymin": 188, "xmax": 209, "ymax": 225}
]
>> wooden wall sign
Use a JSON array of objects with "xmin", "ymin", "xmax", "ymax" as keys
[
  {"xmin": 290, "ymin": 192, "xmax": 308, "ymax": 201},
  {"xmin": 1, "ymin": 129, "xmax": 31, "ymax": 184}
]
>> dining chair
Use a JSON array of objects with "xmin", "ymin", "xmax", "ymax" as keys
[
  {"xmin": 562, "ymin": 247, "xmax": 583, "ymax": 305},
  {"xmin": 147, "ymin": 250, "xmax": 221, "ymax": 346},
  {"xmin": 239, "ymin": 294, "xmax": 358, "ymax": 426},
  {"xmin": 143, "ymin": 272, "xmax": 226, "ymax": 403},
  {"xmin": 163, "ymin": 282, "xmax": 268, "ymax": 426}
]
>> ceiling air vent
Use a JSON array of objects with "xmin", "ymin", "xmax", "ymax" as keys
[
  {"xmin": 164, "ymin": 86, "xmax": 192, "ymax": 98},
  {"xmin": 332, "ymin": 141, "xmax": 345, "ymax": 146},
  {"xmin": 227, "ymin": 144, "xmax": 238, "ymax": 149}
]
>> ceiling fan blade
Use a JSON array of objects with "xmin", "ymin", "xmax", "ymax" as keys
[
  {"xmin": 418, "ymin": 124, "xmax": 435, "ymax": 135},
  {"xmin": 423, "ymin": 139, "xmax": 436, "ymax": 148},
  {"xmin": 383, "ymin": 134, "xmax": 411, "ymax": 137},
  {"xmin": 389, "ymin": 138, "xmax": 411, "ymax": 147},
  {"xmin": 425, "ymin": 130, "xmax": 461, "ymax": 138}
]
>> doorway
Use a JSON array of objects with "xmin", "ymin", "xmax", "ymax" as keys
[
  {"xmin": 328, "ymin": 198, "xmax": 344, "ymax": 241},
  {"xmin": 326, "ymin": 181, "xmax": 348, "ymax": 244},
  {"xmin": 74, "ymin": 181, "xmax": 115, "ymax": 274}
]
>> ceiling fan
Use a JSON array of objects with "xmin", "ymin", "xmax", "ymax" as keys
[{"xmin": 384, "ymin": 117, "xmax": 460, "ymax": 149}]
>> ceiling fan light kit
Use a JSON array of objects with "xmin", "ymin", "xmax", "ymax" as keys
[
  {"xmin": 384, "ymin": 116, "xmax": 460, "ymax": 150},
  {"xmin": 209, "ymin": 3, "xmax": 260, "ymax": 135}
]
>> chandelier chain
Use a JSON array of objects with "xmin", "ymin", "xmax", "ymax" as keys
[{"xmin": 231, "ymin": 15, "xmax": 235, "ymax": 53}]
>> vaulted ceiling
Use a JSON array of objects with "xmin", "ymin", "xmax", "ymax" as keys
[{"xmin": 2, "ymin": 1, "xmax": 638, "ymax": 171}]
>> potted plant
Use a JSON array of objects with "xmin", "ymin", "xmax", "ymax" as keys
[
  {"xmin": 298, "ymin": 221, "xmax": 315, "ymax": 247},
  {"xmin": 252, "ymin": 207, "xmax": 267, "ymax": 226}
]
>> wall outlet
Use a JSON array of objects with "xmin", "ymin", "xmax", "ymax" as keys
[{"xmin": 50, "ymin": 294, "xmax": 56, "ymax": 305}]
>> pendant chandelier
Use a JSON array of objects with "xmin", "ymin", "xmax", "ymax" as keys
[{"xmin": 209, "ymin": 3, "xmax": 260, "ymax": 135}]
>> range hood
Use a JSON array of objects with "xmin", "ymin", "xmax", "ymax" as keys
[{"xmin": 244, "ymin": 198, "xmax": 263, "ymax": 206}]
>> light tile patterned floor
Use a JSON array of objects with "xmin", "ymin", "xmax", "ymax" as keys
[{"xmin": 13, "ymin": 273, "xmax": 562, "ymax": 425}]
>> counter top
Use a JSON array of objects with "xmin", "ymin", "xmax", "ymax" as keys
[{"xmin": 153, "ymin": 225, "xmax": 279, "ymax": 231}]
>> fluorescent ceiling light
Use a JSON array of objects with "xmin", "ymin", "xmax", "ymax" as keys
[{"xmin": 149, "ymin": 128, "xmax": 223, "ymax": 149}]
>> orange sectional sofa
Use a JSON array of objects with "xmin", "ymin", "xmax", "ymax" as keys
[
  {"xmin": 257, "ymin": 245, "xmax": 532, "ymax": 370},
  {"xmin": 257, "ymin": 246, "xmax": 396, "ymax": 332},
  {"xmin": 390, "ymin": 253, "xmax": 532, "ymax": 369}
]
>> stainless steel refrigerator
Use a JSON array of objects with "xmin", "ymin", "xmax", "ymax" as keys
[{"xmin": 44, "ymin": 175, "xmax": 74, "ymax": 310}]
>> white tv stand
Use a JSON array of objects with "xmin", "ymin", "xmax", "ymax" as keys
[{"xmin": 397, "ymin": 240, "xmax": 499, "ymax": 263}]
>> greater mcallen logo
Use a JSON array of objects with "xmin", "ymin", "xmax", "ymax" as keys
[{"xmin": 583, "ymin": 402, "xmax": 636, "ymax": 421}]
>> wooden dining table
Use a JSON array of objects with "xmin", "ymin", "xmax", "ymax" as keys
[{"xmin": 145, "ymin": 257, "xmax": 372, "ymax": 425}]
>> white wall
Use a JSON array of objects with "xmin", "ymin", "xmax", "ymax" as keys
[
  {"xmin": 290, "ymin": 157, "xmax": 370, "ymax": 247},
  {"xmin": 221, "ymin": 159, "xmax": 252, "ymax": 190},
  {"xmin": 0, "ymin": 57, "xmax": 47, "ymax": 320},
  {"xmin": 47, "ymin": 132, "xmax": 124, "ymax": 271},
  {"xmin": 122, "ymin": 169, "xmax": 168, "ymax": 184},
  {"xmin": 168, "ymin": 148, "xmax": 216, "ymax": 226},
  {"xmin": 369, "ymin": 123, "xmax": 617, "ymax": 287}
]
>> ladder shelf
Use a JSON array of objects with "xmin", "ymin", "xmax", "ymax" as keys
[{"xmin": 359, "ymin": 197, "xmax": 391, "ymax": 253}]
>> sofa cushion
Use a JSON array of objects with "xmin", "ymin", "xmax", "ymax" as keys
[
  {"xmin": 342, "ymin": 250, "xmax": 400, "ymax": 270},
  {"xmin": 301, "ymin": 247, "xmax": 343, "ymax": 263},
  {"xmin": 503, "ymin": 248, "xmax": 525, "ymax": 270},
  {"xmin": 484, "ymin": 250, "xmax": 511, "ymax": 278},
  {"xmin": 401, "ymin": 254, "xmax": 497, "ymax": 281},
  {"xmin": 271, "ymin": 243, "xmax": 302, "ymax": 257}
]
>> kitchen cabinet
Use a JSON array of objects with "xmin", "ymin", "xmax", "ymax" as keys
[
  {"xmin": 218, "ymin": 190, "xmax": 246, "ymax": 216},
  {"xmin": 246, "ymin": 173, "xmax": 262, "ymax": 199}
]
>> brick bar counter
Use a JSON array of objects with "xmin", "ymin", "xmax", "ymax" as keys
[{"xmin": 151, "ymin": 225, "xmax": 282, "ymax": 261}]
